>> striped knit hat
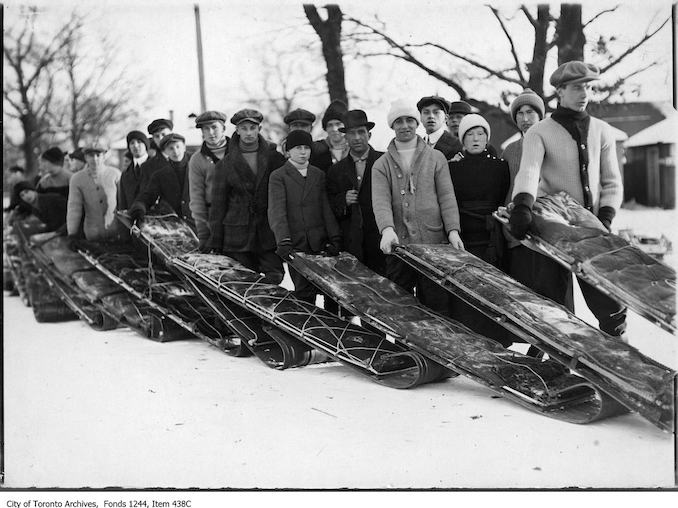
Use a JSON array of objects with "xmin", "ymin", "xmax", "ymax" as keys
[{"xmin": 510, "ymin": 88, "xmax": 545, "ymax": 124}]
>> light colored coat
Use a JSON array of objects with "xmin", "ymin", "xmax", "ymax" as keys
[
  {"xmin": 66, "ymin": 165, "xmax": 121, "ymax": 240},
  {"xmin": 511, "ymin": 117, "xmax": 623, "ymax": 213},
  {"xmin": 371, "ymin": 137, "xmax": 460, "ymax": 245},
  {"xmin": 188, "ymin": 145, "xmax": 227, "ymax": 241}
]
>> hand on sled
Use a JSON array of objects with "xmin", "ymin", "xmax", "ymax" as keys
[
  {"xmin": 128, "ymin": 203, "xmax": 145, "ymax": 225},
  {"xmin": 276, "ymin": 239, "xmax": 293, "ymax": 260},
  {"xmin": 65, "ymin": 234, "xmax": 80, "ymax": 251},
  {"xmin": 448, "ymin": 230, "xmax": 465, "ymax": 250},
  {"xmin": 380, "ymin": 227, "xmax": 399, "ymax": 254},
  {"xmin": 509, "ymin": 193, "xmax": 534, "ymax": 240},
  {"xmin": 324, "ymin": 239, "xmax": 341, "ymax": 257}
]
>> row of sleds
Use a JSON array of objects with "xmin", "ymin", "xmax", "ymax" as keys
[{"xmin": 3, "ymin": 192, "xmax": 676, "ymax": 432}]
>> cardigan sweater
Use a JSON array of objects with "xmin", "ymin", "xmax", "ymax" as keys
[
  {"xmin": 501, "ymin": 137, "xmax": 525, "ymax": 248},
  {"xmin": 511, "ymin": 117, "xmax": 623, "ymax": 213},
  {"xmin": 66, "ymin": 166, "xmax": 121, "ymax": 240},
  {"xmin": 372, "ymin": 136, "xmax": 460, "ymax": 246}
]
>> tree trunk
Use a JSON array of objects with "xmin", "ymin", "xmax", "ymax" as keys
[
  {"xmin": 526, "ymin": 4, "xmax": 550, "ymax": 98},
  {"xmin": 303, "ymin": 4, "xmax": 349, "ymax": 106},
  {"xmin": 20, "ymin": 112, "xmax": 40, "ymax": 178},
  {"xmin": 557, "ymin": 4, "xmax": 585, "ymax": 64}
]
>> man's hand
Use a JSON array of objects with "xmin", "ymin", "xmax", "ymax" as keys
[
  {"xmin": 380, "ymin": 227, "xmax": 399, "ymax": 254},
  {"xmin": 276, "ymin": 238, "xmax": 293, "ymax": 259},
  {"xmin": 345, "ymin": 189, "xmax": 359, "ymax": 206},
  {"xmin": 447, "ymin": 230, "xmax": 465, "ymax": 250},
  {"xmin": 449, "ymin": 152, "xmax": 464, "ymax": 163},
  {"xmin": 129, "ymin": 204, "xmax": 145, "ymax": 224},
  {"xmin": 324, "ymin": 240, "xmax": 341, "ymax": 257},
  {"xmin": 509, "ymin": 193, "xmax": 534, "ymax": 240},
  {"xmin": 597, "ymin": 206, "xmax": 616, "ymax": 232}
]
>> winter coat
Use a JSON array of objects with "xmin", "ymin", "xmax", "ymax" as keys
[
  {"xmin": 118, "ymin": 162, "xmax": 146, "ymax": 211},
  {"xmin": 372, "ymin": 137, "xmax": 460, "ymax": 245},
  {"xmin": 433, "ymin": 130, "xmax": 463, "ymax": 160},
  {"xmin": 268, "ymin": 161, "xmax": 341, "ymax": 253},
  {"xmin": 188, "ymin": 138, "xmax": 230, "ymax": 242},
  {"xmin": 449, "ymin": 150, "xmax": 510, "ymax": 266},
  {"xmin": 67, "ymin": 166, "xmax": 122, "ymax": 241},
  {"xmin": 30, "ymin": 192, "xmax": 68, "ymax": 232},
  {"xmin": 208, "ymin": 134, "xmax": 285, "ymax": 253},
  {"xmin": 326, "ymin": 147, "xmax": 385, "ymax": 267},
  {"xmin": 310, "ymin": 139, "xmax": 349, "ymax": 173},
  {"xmin": 37, "ymin": 170, "xmax": 73, "ymax": 199}
]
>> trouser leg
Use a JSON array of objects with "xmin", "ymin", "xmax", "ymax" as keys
[
  {"xmin": 510, "ymin": 246, "xmax": 574, "ymax": 311},
  {"xmin": 578, "ymin": 279, "xmax": 627, "ymax": 336}
]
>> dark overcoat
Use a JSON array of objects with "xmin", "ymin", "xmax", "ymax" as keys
[{"xmin": 208, "ymin": 134, "xmax": 286, "ymax": 252}]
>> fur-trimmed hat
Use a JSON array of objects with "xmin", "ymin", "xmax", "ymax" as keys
[
  {"xmin": 509, "ymin": 89, "xmax": 545, "ymax": 123},
  {"xmin": 458, "ymin": 114, "xmax": 491, "ymax": 142},
  {"xmin": 41, "ymin": 147, "xmax": 65, "ymax": 165},
  {"xmin": 147, "ymin": 118, "xmax": 174, "ymax": 135},
  {"xmin": 321, "ymin": 100, "xmax": 348, "ymax": 129},
  {"xmin": 550, "ymin": 61, "xmax": 600, "ymax": 88},
  {"xmin": 386, "ymin": 99, "xmax": 420, "ymax": 128},
  {"xmin": 285, "ymin": 130, "xmax": 313, "ymax": 151},
  {"xmin": 126, "ymin": 130, "xmax": 150, "ymax": 149}
]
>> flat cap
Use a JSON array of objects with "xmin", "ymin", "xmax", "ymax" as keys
[
  {"xmin": 550, "ymin": 61, "xmax": 600, "ymax": 87},
  {"xmin": 448, "ymin": 101, "xmax": 472, "ymax": 115},
  {"xmin": 69, "ymin": 148, "xmax": 85, "ymax": 162},
  {"xmin": 147, "ymin": 118, "xmax": 174, "ymax": 135},
  {"xmin": 230, "ymin": 108, "xmax": 264, "ymax": 126},
  {"xmin": 158, "ymin": 133, "xmax": 186, "ymax": 151},
  {"xmin": 283, "ymin": 108, "xmax": 316, "ymax": 125},
  {"xmin": 416, "ymin": 96, "xmax": 450, "ymax": 113},
  {"xmin": 83, "ymin": 143, "xmax": 107, "ymax": 154},
  {"xmin": 195, "ymin": 110, "xmax": 227, "ymax": 127}
]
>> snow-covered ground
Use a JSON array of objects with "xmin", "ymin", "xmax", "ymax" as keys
[{"xmin": 2, "ymin": 206, "xmax": 676, "ymax": 489}]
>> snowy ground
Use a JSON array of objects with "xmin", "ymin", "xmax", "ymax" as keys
[{"xmin": 2, "ymin": 207, "xmax": 676, "ymax": 489}]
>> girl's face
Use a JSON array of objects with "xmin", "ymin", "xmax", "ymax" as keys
[
  {"xmin": 287, "ymin": 145, "xmax": 311, "ymax": 164},
  {"xmin": 462, "ymin": 126, "xmax": 488, "ymax": 155}
]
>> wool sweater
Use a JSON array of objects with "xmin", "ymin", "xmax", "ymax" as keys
[
  {"xmin": 501, "ymin": 137, "xmax": 525, "ymax": 248},
  {"xmin": 66, "ymin": 166, "xmax": 121, "ymax": 240},
  {"xmin": 372, "ymin": 137, "xmax": 460, "ymax": 246},
  {"xmin": 511, "ymin": 117, "xmax": 623, "ymax": 212}
]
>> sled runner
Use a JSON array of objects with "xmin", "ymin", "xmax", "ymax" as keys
[
  {"xmin": 394, "ymin": 243, "xmax": 675, "ymax": 432},
  {"xmin": 118, "ymin": 210, "xmax": 450, "ymax": 388},
  {"xmin": 495, "ymin": 192, "xmax": 675, "ymax": 333},
  {"xmin": 288, "ymin": 251, "xmax": 627, "ymax": 424}
]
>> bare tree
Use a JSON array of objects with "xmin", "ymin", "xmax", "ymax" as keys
[
  {"xmin": 3, "ymin": 9, "xmax": 82, "ymax": 176},
  {"xmin": 303, "ymin": 4, "xmax": 349, "ymax": 106}
]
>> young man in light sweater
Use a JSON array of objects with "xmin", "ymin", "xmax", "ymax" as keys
[
  {"xmin": 188, "ymin": 110, "xmax": 230, "ymax": 248},
  {"xmin": 509, "ymin": 61, "xmax": 626, "ymax": 337},
  {"xmin": 372, "ymin": 99, "xmax": 463, "ymax": 316}
]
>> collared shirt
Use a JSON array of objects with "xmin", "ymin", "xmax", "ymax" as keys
[
  {"xmin": 133, "ymin": 154, "xmax": 149, "ymax": 167},
  {"xmin": 425, "ymin": 127, "xmax": 446, "ymax": 146},
  {"xmin": 350, "ymin": 151, "xmax": 369, "ymax": 188}
]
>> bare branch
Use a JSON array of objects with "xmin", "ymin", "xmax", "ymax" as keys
[
  {"xmin": 583, "ymin": 6, "xmax": 619, "ymax": 28},
  {"xmin": 520, "ymin": 5, "xmax": 537, "ymax": 28},
  {"xmin": 598, "ymin": 16, "xmax": 670, "ymax": 74},
  {"xmin": 488, "ymin": 5, "xmax": 525, "ymax": 82}
]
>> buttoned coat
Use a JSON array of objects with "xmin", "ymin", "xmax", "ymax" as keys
[{"xmin": 268, "ymin": 161, "xmax": 341, "ymax": 253}]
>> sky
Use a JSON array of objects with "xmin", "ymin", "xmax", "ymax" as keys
[{"xmin": 3, "ymin": 0, "xmax": 675, "ymax": 149}]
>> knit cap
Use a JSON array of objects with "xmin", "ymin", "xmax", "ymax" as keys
[
  {"xmin": 458, "ymin": 114, "xmax": 491, "ymax": 142},
  {"xmin": 286, "ymin": 130, "xmax": 313, "ymax": 150},
  {"xmin": 510, "ymin": 89, "xmax": 545, "ymax": 123},
  {"xmin": 321, "ymin": 100, "xmax": 348, "ymax": 129},
  {"xmin": 387, "ymin": 100, "xmax": 420, "ymax": 128},
  {"xmin": 126, "ymin": 130, "xmax": 150, "ymax": 149},
  {"xmin": 41, "ymin": 147, "xmax": 65, "ymax": 165}
]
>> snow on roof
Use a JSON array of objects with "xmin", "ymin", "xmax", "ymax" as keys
[{"xmin": 625, "ymin": 112, "xmax": 678, "ymax": 148}]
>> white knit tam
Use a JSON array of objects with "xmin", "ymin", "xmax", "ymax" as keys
[{"xmin": 387, "ymin": 99, "xmax": 420, "ymax": 128}]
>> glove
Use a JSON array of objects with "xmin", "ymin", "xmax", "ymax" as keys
[
  {"xmin": 129, "ymin": 204, "xmax": 145, "ymax": 224},
  {"xmin": 276, "ymin": 239, "xmax": 293, "ymax": 259},
  {"xmin": 509, "ymin": 193, "xmax": 534, "ymax": 240},
  {"xmin": 65, "ymin": 235, "xmax": 80, "ymax": 251},
  {"xmin": 199, "ymin": 242, "xmax": 213, "ymax": 254},
  {"xmin": 597, "ymin": 206, "xmax": 616, "ymax": 232},
  {"xmin": 380, "ymin": 227, "xmax": 399, "ymax": 254},
  {"xmin": 324, "ymin": 239, "xmax": 341, "ymax": 257}
]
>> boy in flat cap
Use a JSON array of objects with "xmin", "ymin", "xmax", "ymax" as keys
[
  {"xmin": 283, "ymin": 108, "xmax": 316, "ymax": 134},
  {"xmin": 188, "ymin": 110, "xmax": 230, "ymax": 248},
  {"xmin": 309, "ymin": 100, "xmax": 350, "ymax": 172},
  {"xmin": 417, "ymin": 95, "xmax": 461, "ymax": 160},
  {"xmin": 36, "ymin": 147, "xmax": 73, "ymax": 199},
  {"xmin": 137, "ymin": 118, "xmax": 174, "ymax": 194},
  {"xmin": 130, "ymin": 133, "xmax": 194, "ymax": 227},
  {"xmin": 326, "ymin": 109, "xmax": 386, "ymax": 276},
  {"xmin": 371, "ymin": 99, "xmax": 463, "ymax": 316},
  {"xmin": 268, "ymin": 129, "xmax": 342, "ymax": 303},
  {"xmin": 509, "ymin": 60, "xmax": 626, "ymax": 338},
  {"xmin": 446, "ymin": 100, "xmax": 472, "ymax": 140},
  {"xmin": 117, "ymin": 130, "xmax": 150, "ymax": 211},
  {"xmin": 207, "ymin": 109, "xmax": 286, "ymax": 284},
  {"xmin": 66, "ymin": 144, "xmax": 122, "ymax": 242}
]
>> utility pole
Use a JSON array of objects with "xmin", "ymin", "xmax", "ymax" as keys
[{"xmin": 194, "ymin": 4, "xmax": 207, "ymax": 112}]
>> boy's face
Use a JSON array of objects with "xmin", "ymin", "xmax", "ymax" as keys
[
  {"xmin": 557, "ymin": 82, "xmax": 591, "ymax": 112},
  {"xmin": 393, "ymin": 117, "xmax": 418, "ymax": 142},
  {"xmin": 462, "ymin": 126, "xmax": 488, "ymax": 155},
  {"xmin": 69, "ymin": 159, "xmax": 85, "ymax": 172},
  {"xmin": 236, "ymin": 121, "xmax": 261, "ymax": 144},
  {"xmin": 200, "ymin": 121, "xmax": 226, "ymax": 145},
  {"xmin": 85, "ymin": 151, "xmax": 107, "ymax": 169},
  {"xmin": 287, "ymin": 145, "xmax": 311, "ymax": 165},
  {"xmin": 447, "ymin": 113, "xmax": 466, "ymax": 137},
  {"xmin": 516, "ymin": 105, "xmax": 540, "ymax": 134},
  {"xmin": 152, "ymin": 127, "xmax": 172, "ymax": 149},
  {"xmin": 19, "ymin": 189, "xmax": 37, "ymax": 204},
  {"xmin": 420, "ymin": 105, "xmax": 447, "ymax": 135},
  {"xmin": 325, "ymin": 119, "xmax": 344, "ymax": 144},
  {"xmin": 163, "ymin": 141, "xmax": 186, "ymax": 162},
  {"xmin": 128, "ymin": 139, "xmax": 148, "ymax": 159}
]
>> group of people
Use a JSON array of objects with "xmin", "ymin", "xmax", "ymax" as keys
[{"xmin": 5, "ymin": 59, "xmax": 627, "ymax": 346}]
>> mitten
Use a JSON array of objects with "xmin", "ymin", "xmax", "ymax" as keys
[
  {"xmin": 509, "ymin": 193, "xmax": 534, "ymax": 240},
  {"xmin": 597, "ymin": 206, "xmax": 616, "ymax": 232}
]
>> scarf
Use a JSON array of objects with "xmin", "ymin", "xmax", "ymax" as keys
[
  {"xmin": 201, "ymin": 136, "xmax": 228, "ymax": 164},
  {"xmin": 289, "ymin": 159, "xmax": 309, "ymax": 177},
  {"xmin": 551, "ymin": 105, "xmax": 593, "ymax": 210}
]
